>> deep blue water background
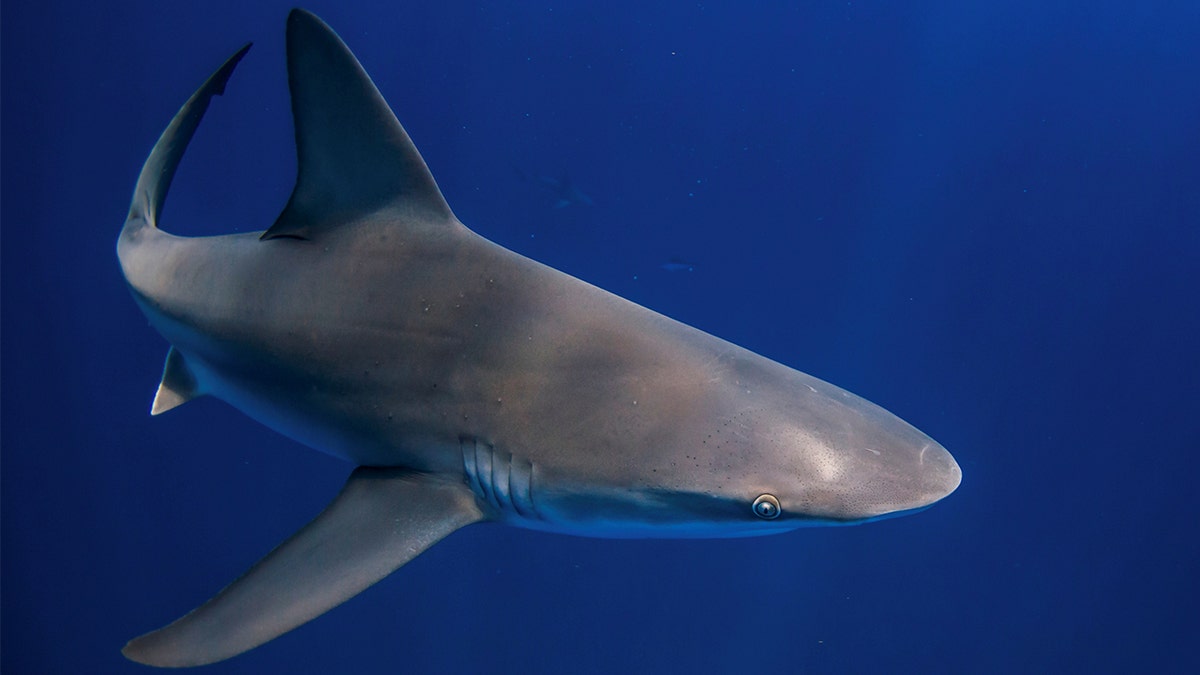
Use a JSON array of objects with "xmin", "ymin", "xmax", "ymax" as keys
[{"xmin": 3, "ymin": 1, "xmax": 1198, "ymax": 673}]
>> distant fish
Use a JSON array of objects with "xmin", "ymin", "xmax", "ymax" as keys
[
  {"xmin": 517, "ymin": 169, "xmax": 594, "ymax": 208},
  {"xmin": 540, "ymin": 174, "xmax": 593, "ymax": 208},
  {"xmin": 661, "ymin": 257, "xmax": 695, "ymax": 272}
]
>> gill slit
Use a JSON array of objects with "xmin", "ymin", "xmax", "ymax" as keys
[{"xmin": 460, "ymin": 436, "xmax": 540, "ymax": 520}]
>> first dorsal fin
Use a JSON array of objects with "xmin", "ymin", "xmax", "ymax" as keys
[{"xmin": 262, "ymin": 9, "xmax": 453, "ymax": 241}]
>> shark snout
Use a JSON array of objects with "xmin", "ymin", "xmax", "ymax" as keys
[
  {"xmin": 835, "ymin": 436, "xmax": 960, "ymax": 522},
  {"xmin": 841, "ymin": 394, "xmax": 962, "ymax": 517},
  {"xmin": 867, "ymin": 431, "xmax": 962, "ymax": 520},
  {"xmin": 914, "ymin": 439, "xmax": 962, "ymax": 506},
  {"xmin": 781, "ymin": 425, "xmax": 961, "ymax": 523}
]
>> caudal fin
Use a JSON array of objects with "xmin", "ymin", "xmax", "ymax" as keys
[{"xmin": 123, "ymin": 43, "xmax": 251, "ymax": 235}]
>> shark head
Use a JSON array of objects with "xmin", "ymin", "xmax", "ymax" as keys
[
  {"xmin": 698, "ymin": 349, "xmax": 962, "ymax": 530},
  {"xmin": 502, "ymin": 342, "xmax": 961, "ymax": 538},
  {"xmin": 722, "ymin": 371, "xmax": 959, "ymax": 532}
]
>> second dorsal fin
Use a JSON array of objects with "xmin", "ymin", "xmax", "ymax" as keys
[{"xmin": 262, "ymin": 10, "xmax": 453, "ymax": 241}]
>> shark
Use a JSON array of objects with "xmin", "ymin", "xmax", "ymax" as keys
[{"xmin": 118, "ymin": 9, "xmax": 961, "ymax": 668}]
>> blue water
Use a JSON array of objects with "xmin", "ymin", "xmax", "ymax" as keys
[{"xmin": 3, "ymin": 2, "xmax": 1198, "ymax": 673}]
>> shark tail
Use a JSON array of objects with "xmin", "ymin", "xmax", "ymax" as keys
[
  {"xmin": 117, "ymin": 43, "xmax": 250, "ymax": 417},
  {"xmin": 121, "ymin": 42, "xmax": 251, "ymax": 238}
]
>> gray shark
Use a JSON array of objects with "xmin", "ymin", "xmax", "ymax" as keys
[{"xmin": 119, "ymin": 10, "xmax": 961, "ymax": 668}]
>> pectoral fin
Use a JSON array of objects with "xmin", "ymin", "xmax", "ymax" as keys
[{"xmin": 123, "ymin": 467, "xmax": 483, "ymax": 667}]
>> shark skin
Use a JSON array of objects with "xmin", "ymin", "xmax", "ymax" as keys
[{"xmin": 118, "ymin": 9, "xmax": 962, "ymax": 668}]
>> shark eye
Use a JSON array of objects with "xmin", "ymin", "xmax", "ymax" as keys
[{"xmin": 752, "ymin": 494, "xmax": 781, "ymax": 520}]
